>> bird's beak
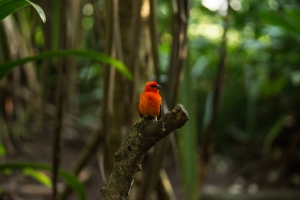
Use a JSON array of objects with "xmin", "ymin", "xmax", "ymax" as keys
[{"xmin": 155, "ymin": 85, "xmax": 162, "ymax": 89}]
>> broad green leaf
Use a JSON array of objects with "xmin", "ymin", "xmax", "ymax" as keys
[
  {"xmin": 23, "ymin": 168, "xmax": 52, "ymax": 187},
  {"xmin": 0, "ymin": 162, "xmax": 86, "ymax": 200},
  {"xmin": 0, "ymin": 0, "xmax": 46, "ymax": 23},
  {"xmin": 0, "ymin": 49, "xmax": 133, "ymax": 80}
]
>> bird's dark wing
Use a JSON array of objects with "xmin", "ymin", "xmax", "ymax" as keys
[
  {"xmin": 157, "ymin": 105, "xmax": 162, "ymax": 120},
  {"xmin": 138, "ymin": 101, "xmax": 143, "ymax": 118},
  {"xmin": 139, "ymin": 111, "xmax": 143, "ymax": 118}
]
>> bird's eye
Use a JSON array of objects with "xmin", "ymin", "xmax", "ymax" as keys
[{"xmin": 150, "ymin": 84, "xmax": 156, "ymax": 88}]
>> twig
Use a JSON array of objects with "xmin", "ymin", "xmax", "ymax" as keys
[
  {"xmin": 52, "ymin": 1, "xmax": 67, "ymax": 199},
  {"xmin": 0, "ymin": 117, "xmax": 15, "ymax": 155},
  {"xmin": 128, "ymin": 0, "xmax": 143, "ymax": 127},
  {"xmin": 101, "ymin": 104, "xmax": 189, "ymax": 199},
  {"xmin": 156, "ymin": 169, "xmax": 177, "ymax": 200},
  {"xmin": 166, "ymin": 0, "xmax": 189, "ymax": 107},
  {"xmin": 149, "ymin": 0, "xmax": 160, "ymax": 80},
  {"xmin": 52, "ymin": 58, "xmax": 66, "ymax": 200},
  {"xmin": 39, "ymin": 0, "xmax": 53, "ymax": 134}
]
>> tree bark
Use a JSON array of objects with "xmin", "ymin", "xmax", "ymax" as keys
[{"xmin": 101, "ymin": 104, "xmax": 189, "ymax": 199}]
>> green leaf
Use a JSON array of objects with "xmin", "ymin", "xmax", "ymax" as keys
[
  {"xmin": 26, "ymin": 0, "xmax": 46, "ymax": 23},
  {"xmin": 0, "ymin": 49, "xmax": 133, "ymax": 80},
  {"xmin": 0, "ymin": 145, "xmax": 6, "ymax": 156},
  {"xmin": 0, "ymin": 162, "xmax": 87, "ymax": 200},
  {"xmin": 23, "ymin": 168, "xmax": 52, "ymax": 187},
  {"xmin": 0, "ymin": 0, "xmax": 46, "ymax": 23}
]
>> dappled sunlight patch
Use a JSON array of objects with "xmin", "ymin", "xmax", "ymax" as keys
[
  {"xmin": 227, "ymin": 29, "xmax": 242, "ymax": 48},
  {"xmin": 188, "ymin": 23, "xmax": 224, "ymax": 41}
]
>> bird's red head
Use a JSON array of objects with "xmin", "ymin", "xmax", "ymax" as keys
[{"xmin": 144, "ymin": 81, "xmax": 162, "ymax": 93}]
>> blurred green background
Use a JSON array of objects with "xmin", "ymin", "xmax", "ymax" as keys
[{"xmin": 1, "ymin": 0, "xmax": 300, "ymax": 199}]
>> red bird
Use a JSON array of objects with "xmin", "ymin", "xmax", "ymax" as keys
[{"xmin": 138, "ymin": 81, "xmax": 162, "ymax": 120}]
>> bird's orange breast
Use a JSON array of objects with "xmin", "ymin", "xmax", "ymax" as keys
[{"xmin": 138, "ymin": 92, "xmax": 162, "ymax": 118}]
